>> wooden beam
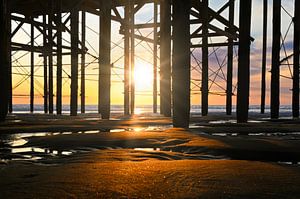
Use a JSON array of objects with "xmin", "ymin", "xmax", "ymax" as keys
[{"xmin": 191, "ymin": 42, "xmax": 239, "ymax": 48}]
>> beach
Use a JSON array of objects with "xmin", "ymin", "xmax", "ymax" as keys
[{"xmin": 1, "ymin": 112, "xmax": 300, "ymax": 198}]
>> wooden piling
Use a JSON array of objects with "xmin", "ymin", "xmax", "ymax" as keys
[
  {"xmin": 48, "ymin": 1, "xmax": 54, "ymax": 114},
  {"xmin": 124, "ymin": 3, "xmax": 130, "ymax": 115},
  {"xmin": 172, "ymin": 0, "xmax": 191, "ymax": 128},
  {"xmin": 237, "ymin": 0, "xmax": 252, "ymax": 123},
  {"xmin": 0, "ymin": 0, "xmax": 9, "ymax": 121},
  {"xmin": 293, "ymin": 0, "xmax": 300, "ymax": 118},
  {"xmin": 70, "ymin": 9, "xmax": 79, "ymax": 116},
  {"xmin": 260, "ymin": 0, "xmax": 268, "ymax": 114},
  {"xmin": 201, "ymin": 0, "xmax": 209, "ymax": 116},
  {"xmin": 153, "ymin": 2, "xmax": 158, "ymax": 114},
  {"xmin": 159, "ymin": 0, "xmax": 171, "ymax": 117},
  {"xmin": 270, "ymin": 0, "xmax": 281, "ymax": 119},
  {"xmin": 226, "ymin": 0, "xmax": 234, "ymax": 115},
  {"xmin": 99, "ymin": 1, "xmax": 112, "ymax": 119},
  {"xmin": 81, "ymin": 11, "xmax": 86, "ymax": 114},
  {"xmin": 56, "ymin": 0, "xmax": 62, "ymax": 115},
  {"xmin": 30, "ymin": 21, "xmax": 34, "ymax": 113},
  {"xmin": 43, "ymin": 15, "xmax": 48, "ymax": 114},
  {"xmin": 130, "ymin": 1, "xmax": 135, "ymax": 114}
]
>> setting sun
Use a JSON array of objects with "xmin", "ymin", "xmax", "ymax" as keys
[{"xmin": 134, "ymin": 62, "xmax": 153, "ymax": 91}]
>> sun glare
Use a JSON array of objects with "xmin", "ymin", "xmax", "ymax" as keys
[{"xmin": 134, "ymin": 63, "xmax": 153, "ymax": 91}]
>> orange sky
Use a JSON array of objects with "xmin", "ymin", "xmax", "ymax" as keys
[{"xmin": 11, "ymin": 1, "xmax": 296, "ymax": 106}]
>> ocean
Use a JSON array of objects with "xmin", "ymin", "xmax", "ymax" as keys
[{"xmin": 10, "ymin": 104, "xmax": 294, "ymax": 116}]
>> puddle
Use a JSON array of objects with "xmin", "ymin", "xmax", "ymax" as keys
[
  {"xmin": 134, "ymin": 148, "xmax": 161, "ymax": 152},
  {"xmin": 83, "ymin": 130, "xmax": 100, "ymax": 134},
  {"xmin": 211, "ymin": 133, "xmax": 238, "ymax": 137},
  {"xmin": 209, "ymin": 132, "xmax": 300, "ymax": 139},
  {"xmin": 8, "ymin": 138, "xmax": 28, "ymax": 147},
  {"xmin": 208, "ymin": 120, "xmax": 265, "ymax": 124},
  {"xmin": 278, "ymin": 161, "xmax": 300, "ymax": 166},
  {"xmin": 0, "ymin": 125, "xmax": 173, "ymax": 163},
  {"xmin": 110, "ymin": 129, "xmax": 125, "ymax": 133},
  {"xmin": 248, "ymin": 132, "xmax": 300, "ymax": 139},
  {"xmin": 0, "ymin": 132, "xmax": 75, "ymax": 162},
  {"xmin": 11, "ymin": 120, "xmax": 22, "ymax": 123},
  {"xmin": 209, "ymin": 120, "xmax": 237, "ymax": 124},
  {"xmin": 127, "ymin": 125, "xmax": 172, "ymax": 132}
]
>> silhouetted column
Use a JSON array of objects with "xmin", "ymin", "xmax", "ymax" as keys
[
  {"xmin": 43, "ymin": 15, "xmax": 48, "ymax": 113},
  {"xmin": 261, "ymin": 0, "xmax": 268, "ymax": 114},
  {"xmin": 99, "ymin": 1, "xmax": 111, "ymax": 119},
  {"xmin": 56, "ymin": 0, "xmax": 62, "ymax": 115},
  {"xmin": 201, "ymin": 0, "xmax": 209, "ymax": 116},
  {"xmin": 0, "ymin": 0, "xmax": 9, "ymax": 121},
  {"xmin": 124, "ymin": 4, "xmax": 130, "ymax": 115},
  {"xmin": 70, "ymin": 9, "xmax": 79, "ymax": 116},
  {"xmin": 172, "ymin": 0, "xmax": 191, "ymax": 128},
  {"xmin": 226, "ymin": 0, "xmax": 234, "ymax": 115},
  {"xmin": 48, "ymin": 1, "xmax": 54, "ymax": 114},
  {"xmin": 30, "ymin": 21, "xmax": 34, "ymax": 113},
  {"xmin": 130, "ymin": 1, "xmax": 135, "ymax": 114},
  {"xmin": 153, "ymin": 2, "xmax": 158, "ymax": 114},
  {"xmin": 293, "ymin": 0, "xmax": 300, "ymax": 118},
  {"xmin": 81, "ymin": 11, "xmax": 86, "ymax": 114},
  {"xmin": 8, "ymin": 10, "xmax": 12, "ymax": 114},
  {"xmin": 160, "ymin": 0, "xmax": 171, "ymax": 117},
  {"xmin": 270, "ymin": 0, "xmax": 281, "ymax": 119},
  {"xmin": 237, "ymin": 0, "xmax": 252, "ymax": 123}
]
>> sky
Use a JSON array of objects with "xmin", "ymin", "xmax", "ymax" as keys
[{"xmin": 11, "ymin": 0, "xmax": 297, "ymax": 107}]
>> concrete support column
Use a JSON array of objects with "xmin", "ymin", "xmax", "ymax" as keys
[
  {"xmin": 99, "ymin": 1, "xmax": 112, "ymax": 119},
  {"xmin": 172, "ymin": 0, "xmax": 191, "ymax": 128},
  {"xmin": 236, "ymin": 0, "xmax": 252, "ymax": 123}
]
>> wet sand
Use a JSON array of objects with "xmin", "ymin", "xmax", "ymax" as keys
[{"xmin": 1, "ymin": 113, "xmax": 300, "ymax": 198}]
